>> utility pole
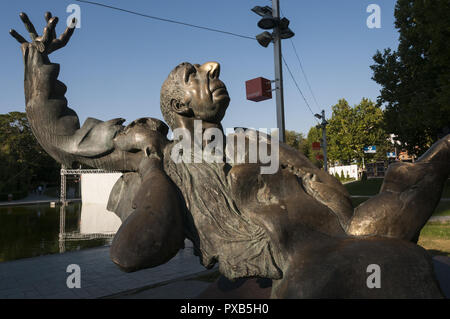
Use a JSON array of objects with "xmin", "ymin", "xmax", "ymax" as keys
[
  {"xmin": 321, "ymin": 110, "xmax": 328, "ymax": 172},
  {"xmin": 315, "ymin": 110, "xmax": 328, "ymax": 172},
  {"xmin": 272, "ymin": 0, "xmax": 285, "ymax": 143},
  {"xmin": 251, "ymin": 2, "xmax": 294, "ymax": 143}
]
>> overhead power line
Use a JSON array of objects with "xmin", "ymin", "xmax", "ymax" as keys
[
  {"xmin": 282, "ymin": 56, "xmax": 319, "ymax": 123},
  {"xmin": 75, "ymin": 0, "xmax": 256, "ymax": 40},
  {"xmin": 77, "ymin": 0, "xmax": 321, "ymax": 126},
  {"xmin": 289, "ymin": 40, "xmax": 321, "ymax": 113},
  {"xmin": 279, "ymin": 8, "xmax": 321, "ymax": 114}
]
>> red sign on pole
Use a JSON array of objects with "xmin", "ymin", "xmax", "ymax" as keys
[
  {"xmin": 245, "ymin": 77, "xmax": 272, "ymax": 102},
  {"xmin": 315, "ymin": 154, "xmax": 324, "ymax": 160},
  {"xmin": 312, "ymin": 142, "xmax": 321, "ymax": 150}
]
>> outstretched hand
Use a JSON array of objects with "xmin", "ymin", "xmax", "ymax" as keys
[{"xmin": 9, "ymin": 12, "xmax": 76, "ymax": 55}]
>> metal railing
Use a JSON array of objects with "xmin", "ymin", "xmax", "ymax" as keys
[{"xmin": 60, "ymin": 167, "xmax": 121, "ymax": 203}]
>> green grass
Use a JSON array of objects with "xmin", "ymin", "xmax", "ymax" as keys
[
  {"xmin": 418, "ymin": 222, "xmax": 450, "ymax": 257},
  {"xmin": 344, "ymin": 179, "xmax": 383, "ymax": 196},
  {"xmin": 345, "ymin": 178, "xmax": 450, "ymax": 197},
  {"xmin": 433, "ymin": 201, "xmax": 450, "ymax": 216},
  {"xmin": 420, "ymin": 222, "xmax": 450, "ymax": 238}
]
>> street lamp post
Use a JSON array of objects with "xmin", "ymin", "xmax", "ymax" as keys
[
  {"xmin": 315, "ymin": 110, "xmax": 329, "ymax": 172},
  {"xmin": 251, "ymin": 1, "xmax": 295, "ymax": 143},
  {"xmin": 272, "ymin": 0, "xmax": 285, "ymax": 143}
]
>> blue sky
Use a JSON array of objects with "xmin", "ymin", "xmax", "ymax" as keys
[{"xmin": 0, "ymin": 0, "xmax": 398, "ymax": 136}]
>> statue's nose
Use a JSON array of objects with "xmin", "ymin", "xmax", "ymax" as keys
[{"xmin": 200, "ymin": 61, "xmax": 220, "ymax": 79}]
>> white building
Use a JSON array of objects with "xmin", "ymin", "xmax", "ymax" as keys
[
  {"xmin": 79, "ymin": 172, "xmax": 122, "ymax": 234},
  {"xmin": 329, "ymin": 164, "xmax": 359, "ymax": 180}
]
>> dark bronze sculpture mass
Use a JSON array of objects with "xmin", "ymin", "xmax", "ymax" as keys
[{"xmin": 10, "ymin": 12, "xmax": 450, "ymax": 298}]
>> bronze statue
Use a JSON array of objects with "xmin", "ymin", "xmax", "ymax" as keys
[{"xmin": 10, "ymin": 12, "xmax": 449, "ymax": 298}]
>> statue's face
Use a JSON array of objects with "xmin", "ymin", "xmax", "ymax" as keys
[{"xmin": 176, "ymin": 62, "xmax": 230, "ymax": 123}]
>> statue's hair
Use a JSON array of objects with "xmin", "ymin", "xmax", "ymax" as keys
[{"xmin": 160, "ymin": 62, "xmax": 190, "ymax": 130}]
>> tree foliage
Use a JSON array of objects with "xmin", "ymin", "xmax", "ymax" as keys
[
  {"xmin": 285, "ymin": 130, "xmax": 307, "ymax": 152},
  {"xmin": 305, "ymin": 126, "xmax": 323, "ymax": 168},
  {"xmin": 284, "ymin": 129, "xmax": 323, "ymax": 168},
  {"xmin": 327, "ymin": 98, "xmax": 390, "ymax": 165},
  {"xmin": 0, "ymin": 112, "xmax": 60, "ymax": 196},
  {"xmin": 371, "ymin": 0, "xmax": 450, "ymax": 156},
  {"xmin": 327, "ymin": 99, "xmax": 355, "ymax": 165}
]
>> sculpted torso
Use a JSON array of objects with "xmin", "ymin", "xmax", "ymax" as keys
[{"xmin": 10, "ymin": 12, "xmax": 449, "ymax": 298}]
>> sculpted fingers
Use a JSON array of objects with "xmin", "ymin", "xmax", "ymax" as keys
[
  {"xmin": 14, "ymin": 12, "xmax": 76, "ymax": 54},
  {"xmin": 42, "ymin": 16, "xmax": 58, "ymax": 47},
  {"xmin": 50, "ymin": 18, "xmax": 76, "ymax": 53},
  {"xmin": 19, "ymin": 12, "xmax": 38, "ymax": 41},
  {"xmin": 60, "ymin": 18, "xmax": 77, "ymax": 43},
  {"xmin": 44, "ymin": 12, "xmax": 57, "ymax": 40},
  {"xmin": 9, "ymin": 29, "xmax": 28, "ymax": 44},
  {"xmin": 44, "ymin": 11, "xmax": 52, "ymax": 22}
]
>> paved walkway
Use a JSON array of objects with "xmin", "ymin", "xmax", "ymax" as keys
[
  {"xmin": 110, "ymin": 270, "xmax": 217, "ymax": 299},
  {"xmin": 0, "ymin": 240, "xmax": 204, "ymax": 299},
  {"xmin": 0, "ymin": 244, "xmax": 448, "ymax": 299},
  {"xmin": 116, "ymin": 280, "xmax": 211, "ymax": 299},
  {"xmin": 114, "ymin": 256, "xmax": 450, "ymax": 299}
]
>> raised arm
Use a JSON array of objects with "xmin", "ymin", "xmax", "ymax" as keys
[{"xmin": 10, "ymin": 12, "xmax": 139, "ymax": 171}]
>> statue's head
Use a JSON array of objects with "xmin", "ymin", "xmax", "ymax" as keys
[{"xmin": 160, "ymin": 62, "xmax": 230, "ymax": 130}]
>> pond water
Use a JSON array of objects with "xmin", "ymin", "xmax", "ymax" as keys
[{"xmin": 0, "ymin": 202, "xmax": 121, "ymax": 263}]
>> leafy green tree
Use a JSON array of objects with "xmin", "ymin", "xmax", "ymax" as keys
[
  {"xmin": 327, "ymin": 99, "xmax": 355, "ymax": 165},
  {"xmin": 305, "ymin": 126, "xmax": 323, "ymax": 168},
  {"xmin": 327, "ymin": 98, "xmax": 390, "ymax": 165},
  {"xmin": 371, "ymin": 0, "xmax": 450, "ymax": 156},
  {"xmin": 285, "ymin": 129, "xmax": 313, "ymax": 162},
  {"xmin": 285, "ymin": 130, "xmax": 306, "ymax": 151},
  {"xmin": 0, "ymin": 112, "xmax": 60, "ymax": 196},
  {"xmin": 353, "ymin": 98, "xmax": 391, "ymax": 163}
]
